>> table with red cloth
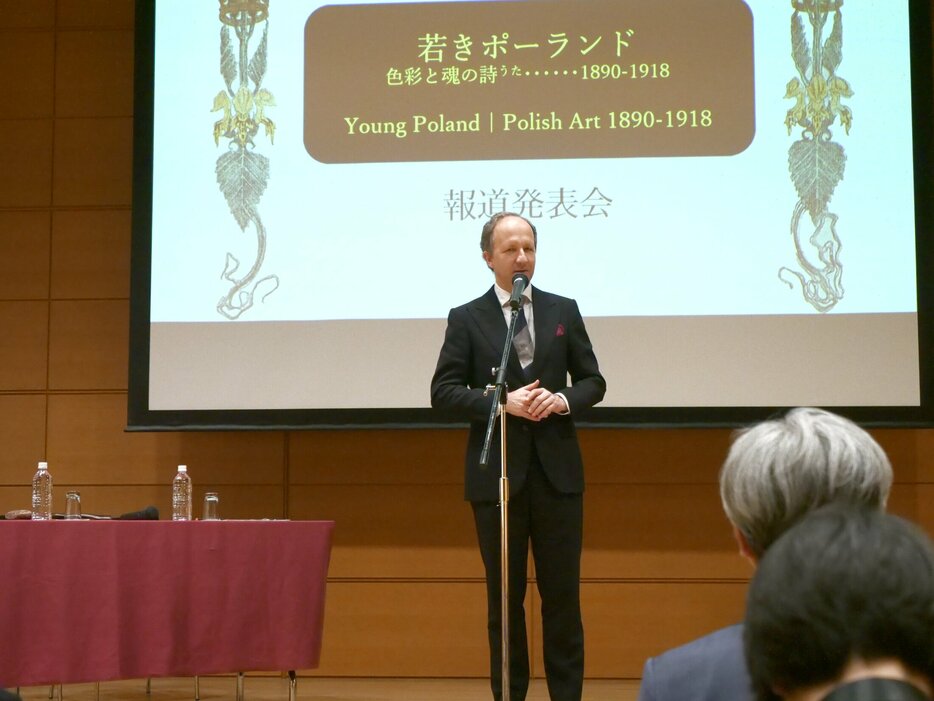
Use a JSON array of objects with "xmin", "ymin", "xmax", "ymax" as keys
[{"xmin": 0, "ymin": 520, "xmax": 334, "ymax": 687}]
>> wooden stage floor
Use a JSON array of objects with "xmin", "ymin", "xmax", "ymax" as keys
[{"xmin": 14, "ymin": 677, "xmax": 641, "ymax": 701}]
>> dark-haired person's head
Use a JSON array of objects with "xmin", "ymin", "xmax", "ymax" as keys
[
  {"xmin": 744, "ymin": 504, "xmax": 934, "ymax": 701},
  {"xmin": 719, "ymin": 407, "xmax": 892, "ymax": 561}
]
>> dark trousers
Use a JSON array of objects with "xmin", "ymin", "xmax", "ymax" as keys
[{"xmin": 471, "ymin": 453, "xmax": 584, "ymax": 701}]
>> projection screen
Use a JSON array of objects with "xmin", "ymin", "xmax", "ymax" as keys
[{"xmin": 128, "ymin": 0, "xmax": 934, "ymax": 429}]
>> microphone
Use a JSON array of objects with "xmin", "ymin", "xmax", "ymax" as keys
[
  {"xmin": 509, "ymin": 273, "xmax": 529, "ymax": 309},
  {"xmin": 117, "ymin": 505, "xmax": 160, "ymax": 521}
]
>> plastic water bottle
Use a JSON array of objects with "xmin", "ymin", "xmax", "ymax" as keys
[
  {"xmin": 172, "ymin": 464, "xmax": 192, "ymax": 521},
  {"xmin": 32, "ymin": 461, "xmax": 53, "ymax": 520}
]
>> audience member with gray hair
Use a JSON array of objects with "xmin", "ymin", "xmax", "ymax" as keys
[
  {"xmin": 637, "ymin": 407, "xmax": 894, "ymax": 701},
  {"xmin": 720, "ymin": 406, "xmax": 892, "ymax": 560},
  {"xmin": 745, "ymin": 503, "xmax": 934, "ymax": 701}
]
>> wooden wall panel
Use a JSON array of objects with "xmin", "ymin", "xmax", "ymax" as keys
[
  {"xmin": 583, "ymin": 484, "xmax": 745, "ymax": 580},
  {"xmin": 0, "ymin": 211, "xmax": 51, "ymax": 299},
  {"xmin": 915, "ymin": 485, "xmax": 934, "ymax": 535},
  {"xmin": 291, "ymin": 481, "xmax": 750, "ymax": 580},
  {"xmin": 873, "ymin": 428, "xmax": 926, "ymax": 481},
  {"xmin": 531, "ymin": 582, "xmax": 749, "ymax": 679},
  {"xmin": 0, "ymin": 301, "xmax": 49, "ymax": 390},
  {"xmin": 885, "ymin": 483, "xmax": 928, "ymax": 527},
  {"xmin": 306, "ymin": 580, "xmax": 749, "ymax": 679},
  {"xmin": 54, "ymin": 29, "xmax": 134, "ymax": 117},
  {"xmin": 0, "ymin": 486, "xmax": 36, "ymax": 514},
  {"xmin": 51, "ymin": 209, "xmax": 131, "ymax": 298},
  {"xmin": 56, "ymin": 0, "xmax": 134, "ymax": 28},
  {"xmin": 290, "ymin": 428, "xmax": 466, "ymax": 485},
  {"xmin": 0, "ymin": 1, "xmax": 55, "ymax": 28},
  {"xmin": 307, "ymin": 581, "xmax": 489, "ymax": 677},
  {"xmin": 48, "ymin": 299, "xmax": 129, "ymax": 389},
  {"xmin": 582, "ymin": 427, "xmax": 732, "ymax": 485},
  {"xmin": 52, "ymin": 117, "xmax": 132, "ymax": 206},
  {"xmin": 0, "ymin": 119, "xmax": 53, "ymax": 207},
  {"xmin": 45, "ymin": 394, "xmax": 286, "ymax": 487},
  {"xmin": 0, "ymin": 30, "xmax": 54, "ymax": 117},
  {"xmin": 584, "ymin": 425, "xmax": 934, "ymax": 486},
  {"xmin": 290, "ymin": 484, "xmax": 480, "ymax": 579},
  {"xmin": 0, "ymin": 395, "xmax": 47, "ymax": 483},
  {"xmin": 913, "ymin": 430, "xmax": 934, "ymax": 482}
]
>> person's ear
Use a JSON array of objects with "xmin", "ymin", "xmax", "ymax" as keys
[
  {"xmin": 482, "ymin": 251, "xmax": 493, "ymax": 270},
  {"xmin": 732, "ymin": 524, "xmax": 758, "ymax": 567}
]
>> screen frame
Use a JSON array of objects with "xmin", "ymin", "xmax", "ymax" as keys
[{"xmin": 128, "ymin": 0, "xmax": 934, "ymax": 430}]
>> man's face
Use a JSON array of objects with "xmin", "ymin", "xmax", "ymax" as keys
[{"xmin": 483, "ymin": 215, "xmax": 536, "ymax": 291}]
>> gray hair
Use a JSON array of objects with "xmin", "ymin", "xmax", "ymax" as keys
[{"xmin": 719, "ymin": 407, "xmax": 892, "ymax": 559}]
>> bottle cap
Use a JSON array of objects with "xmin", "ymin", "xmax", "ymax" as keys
[
  {"xmin": 178, "ymin": 464, "xmax": 187, "ymax": 473},
  {"xmin": 38, "ymin": 461, "xmax": 48, "ymax": 470}
]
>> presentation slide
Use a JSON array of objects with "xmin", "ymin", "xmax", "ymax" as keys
[{"xmin": 131, "ymin": 0, "xmax": 931, "ymax": 426}]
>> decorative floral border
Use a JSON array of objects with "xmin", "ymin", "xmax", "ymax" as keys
[
  {"xmin": 212, "ymin": 0, "xmax": 279, "ymax": 319},
  {"xmin": 780, "ymin": 0, "xmax": 852, "ymax": 312}
]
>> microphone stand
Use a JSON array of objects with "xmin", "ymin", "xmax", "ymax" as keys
[{"xmin": 479, "ymin": 301, "xmax": 523, "ymax": 701}]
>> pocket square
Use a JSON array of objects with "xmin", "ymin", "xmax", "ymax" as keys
[{"xmin": 555, "ymin": 323, "xmax": 565, "ymax": 337}]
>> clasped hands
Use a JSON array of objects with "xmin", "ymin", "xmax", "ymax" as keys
[{"xmin": 506, "ymin": 379, "xmax": 567, "ymax": 421}]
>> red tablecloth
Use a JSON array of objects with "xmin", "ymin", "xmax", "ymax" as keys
[{"xmin": 0, "ymin": 520, "xmax": 333, "ymax": 686}]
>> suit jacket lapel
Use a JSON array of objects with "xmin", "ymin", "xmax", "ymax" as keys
[
  {"xmin": 469, "ymin": 287, "xmax": 504, "ymax": 354},
  {"xmin": 531, "ymin": 289, "xmax": 558, "ymax": 370}
]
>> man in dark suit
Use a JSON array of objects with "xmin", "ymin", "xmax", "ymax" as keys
[
  {"xmin": 637, "ymin": 408, "xmax": 894, "ymax": 701},
  {"xmin": 431, "ymin": 212, "xmax": 605, "ymax": 701}
]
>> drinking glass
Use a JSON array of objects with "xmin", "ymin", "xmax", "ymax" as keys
[
  {"xmin": 202, "ymin": 492, "xmax": 220, "ymax": 520},
  {"xmin": 64, "ymin": 490, "xmax": 81, "ymax": 520}
]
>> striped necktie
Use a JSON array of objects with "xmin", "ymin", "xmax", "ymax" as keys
[{"xmin": 512, "ymin": 301, "xmax": 534, "ymax": 370}]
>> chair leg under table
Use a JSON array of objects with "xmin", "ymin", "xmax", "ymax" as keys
[
  {"xmin": 288, "ymin": 670, "xmax": 297, "ymax": 701},
  {"xmin": 236, "ymin": 672, "xmax": 244, "ymax": 701}
]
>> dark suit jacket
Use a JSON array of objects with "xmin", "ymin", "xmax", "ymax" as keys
[
  {"xmin": 637, "ymin": 624, "xmax": 753, "ymax": 701},
  {"xmin": 431, "ymin": 286, "xmax": 605, "ymax": 501}
]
